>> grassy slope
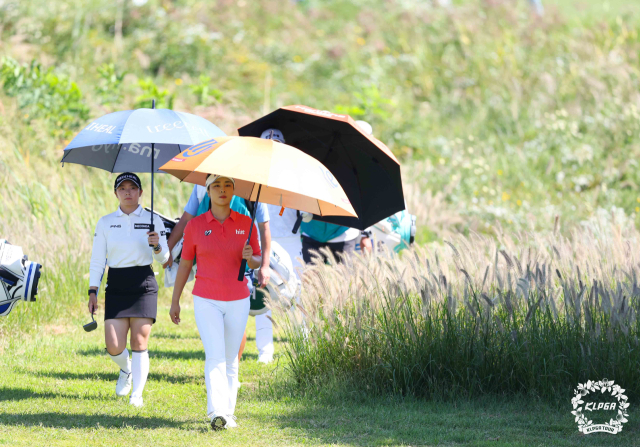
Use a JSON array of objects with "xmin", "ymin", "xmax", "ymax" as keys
[
  {"xmin": 548, "ymin": 0, "xmax": 636, "ymax": 17},
  {"xmin": 0, "ymin": 296, "xmax": 637, "ymax": 447}
]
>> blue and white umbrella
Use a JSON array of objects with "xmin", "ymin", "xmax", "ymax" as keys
[{"xmin": 61, "ymin": 104, "xmax": 226, "ymax": 231}]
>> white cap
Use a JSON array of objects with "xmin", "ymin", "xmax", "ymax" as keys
[
  {"xmin": 260, "ymin": 128, "xmax": 286, "ymax": 143},
  {"xmin": 355, "ymin": 120, "xmax": 373, "ymax": 135},
  {"xmin": 206, "ymin": 174, "xmax": 235, "ymax": 188}
]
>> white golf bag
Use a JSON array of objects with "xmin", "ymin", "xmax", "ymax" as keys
[
  {"xmin": 250, "ymin": 240, "xmax": 300, "ymax": 316},
  {"xmin": 0, "ymin": 239, "xmax": 42, "ymax": 317}
]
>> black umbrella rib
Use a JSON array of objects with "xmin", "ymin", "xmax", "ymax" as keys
[{"xmin": 110, "ymin": 144, "xmax": 123, "ymax": 173}]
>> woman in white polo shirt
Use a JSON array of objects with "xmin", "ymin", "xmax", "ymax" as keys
[{"xmin": 87, "ymin": 172, "xmax": 169, "ymax": 407}]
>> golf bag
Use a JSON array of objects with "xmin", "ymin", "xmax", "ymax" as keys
[
  {"xmin": 144, "ymin": 208, "xmax": 197, "ymax": 287},
  {"xmin": 250, "ymin": 241, "xmax": 300, "ymax": 316},
  {"xmin": 0, "ymin": 239, "xmax": 42, "ymax": 317},
  {"xmin": 143, "ymin": 207, "xmax": 178, "ymax": 242}
]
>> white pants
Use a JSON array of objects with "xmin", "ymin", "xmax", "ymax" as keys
[
  {"xmin": 253, "ymin": 236, "xmax": 303, "ymax": 358},
  {"xmin": 255, "ymin": 311, "xmax": 274, "ymax": 358},
  {"xmin": 193, "ymin": 295, "xmax": 249, "ymax": 418}
]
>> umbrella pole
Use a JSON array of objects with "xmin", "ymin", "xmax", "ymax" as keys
[
  {"xmin": 238, "ymin": 184, "xmax": 262, "ymax": 281},
  {"xmin": 149, "ymin": 99, "xmax": 156, "ymax": 247}
]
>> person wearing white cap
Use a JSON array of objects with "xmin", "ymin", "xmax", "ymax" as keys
[
  {"xmin": 255, "ymin": 128, "xmax": 305, "ymax": 364},
  {"xmin": 170, "ymin": 174, "xmax": 262, "ymax": 430}
]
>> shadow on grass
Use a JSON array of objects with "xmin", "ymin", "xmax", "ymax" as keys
[
  {"xmin": 22, "ymin": 369, "xmax": 201, "ymax": 385},
  {"xmin": 0, "ymin": 387, "xmax": 92, "ymax": 402},
  {"xmin": 78, "ymin": 347, "xmax": 206, "ymax": 361},
  {"xmin": 0, "ymin": 412, "xmax": 185, "ymax": 429},
  {"xmin": 152, "ymin": 332, "xmax": 200, "ymax": 340}
]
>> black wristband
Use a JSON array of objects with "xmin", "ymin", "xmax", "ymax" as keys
[
  {"xmin": 153, "ymin": 244, "xmax": 161, "ymax": 252},
  {"xmin": 88, "ymin": 289, "xmax": 97, "ymax": 297}
]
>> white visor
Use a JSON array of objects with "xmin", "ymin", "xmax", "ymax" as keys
[{"xmin": 206, "ymin": 174, "xmax": 235, "ymax": 189}]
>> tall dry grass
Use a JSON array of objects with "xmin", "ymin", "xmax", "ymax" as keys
[{"xmin": 281, "ymin": 214, "xmax": 640, "ymax": 400}]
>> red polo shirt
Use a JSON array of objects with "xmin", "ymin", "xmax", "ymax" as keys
[{"xmin": 182, "ymin": 210, "xmax": 261, "ymax": 301}]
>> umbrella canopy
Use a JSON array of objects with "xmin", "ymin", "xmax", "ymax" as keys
[
  {"xmin": 61, "ymin": 106, "xmax": 226, "ymax": 235},
  {"xmin": 61, "ymin": 108, "xmax": 225, "ymax": 172},
  {"xmin": 237, "ymin": 104, "xmax": 404, "ymax": 230},
  {"xmin": 159, "ymin": 136, "xmax": 357, "ymax": 218}
]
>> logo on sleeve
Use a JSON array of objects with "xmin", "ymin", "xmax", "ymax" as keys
[
  {"xmin": 110, "ymin": 225, "xmax": 121, "ymax": 228},
  {"xmin": 205, "ymin": 230, "xmax": 212, "ymax": 236},
  {"xmin": 160, "ymin": 231, "xmax": 166, "ymax": 236},
  {"xmin": 134, "ymin": 223, "xmax": 151, "ymax": 230}
]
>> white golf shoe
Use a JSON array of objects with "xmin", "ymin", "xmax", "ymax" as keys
[
  {"xmin": 115, "ymin": 369, "xmax": 132, "ymax": 396},
  {"xmin": 225, "ymin": 415, "xmax": 238, "ymax": 428},
  {"xmin": 258, "ymin": 354, "xmax": 273, "ymax": 364},
  {"xmin": 129, "ymin": 396, "xmax": 144, "ymax": 407}
]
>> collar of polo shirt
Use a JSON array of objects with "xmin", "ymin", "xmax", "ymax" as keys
[
  {"xmin": 116, "ymin": 205, "xmax": 143, "ymax": 217},
  {"xmin": 206, "ymin": 209, "xmax": 238, "ymax": 223}
]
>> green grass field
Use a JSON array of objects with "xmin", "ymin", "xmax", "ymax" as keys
[
  {"xmin": 2, "ymin": 0, "xmax": 640, "ymax": 444},
  {"xmin": 1, "ymin": 296, "xmax": 637, "ymax": 447}
]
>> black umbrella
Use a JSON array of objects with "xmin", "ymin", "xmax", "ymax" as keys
[{"xmin": 238, "ymin": 105, "xmax": 404, "ymax": 230}]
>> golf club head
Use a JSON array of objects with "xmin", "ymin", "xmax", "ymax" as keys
[{"xmin": 83, "ymin": 314, "xmax": 97, "ymax": 332}]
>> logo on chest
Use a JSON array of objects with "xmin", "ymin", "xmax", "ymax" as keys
[
  {"xmin": 134, "ymin": 223, "xmax": 151, "ymax": 230},
  {"xmin": 204, "ymin": 230, "xmax": 212, "ymax": 236},
  {"xmin": 236, "ymin": 230, "xmax": 245, "ymax": 235}
]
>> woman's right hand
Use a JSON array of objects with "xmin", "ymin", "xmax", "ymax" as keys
[
  {"xmin": 88, "ymin": 293, "xmax": 97, "ymax": 315},
  {"xmin": 170, "ymin": 302, "xmax": 181, "ymax": 325}
]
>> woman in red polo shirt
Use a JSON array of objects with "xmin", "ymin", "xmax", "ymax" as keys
[{"xmin": 169, "ymin": 174, "xmax": 261, "ymax": 431}]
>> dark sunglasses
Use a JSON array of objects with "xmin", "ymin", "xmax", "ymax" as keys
[{"xmin": 83, "ymin": 313, "xmax": 98, "ymax": 332}]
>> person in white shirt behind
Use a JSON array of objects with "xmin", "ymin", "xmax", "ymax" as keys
[{"xmin": 87, "ymin": 172, "xmax": 169, "ymax": 407}]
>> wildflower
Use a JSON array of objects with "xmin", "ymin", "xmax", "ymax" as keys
[
  {"xmin": 497, "ymin": 169, "xmax": 503, "ymax": 176},
  {"xmin": 175, "ymin": 78, "xmax": 183, "ymax": 86},
  {"xmin": 502, "ymin": 192, "xmax": 510, "ymax": 202},
  {"xmin": 439, "ymin": 158, "xmax": 445, "ymax": 165},
  {"xmin": 517, "ymin": 200, "xmax": 522, "ymax": 206},
  {"xmin": 293, "ymin": 55, "xmax": 303, "ymax": 63},
  {"xmin": 356, "ymin": 37, "xmax": 366, "ymax": 46},
  {"xmin": 636, "ymin": 207, "xmax": 639, "ymax": 213}
]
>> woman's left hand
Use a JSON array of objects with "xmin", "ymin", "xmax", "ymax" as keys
[
  {"xmin": 242, "ymin": 244, "xmax": 253, "ymax": 261},
  {"xmin": 147, "ymin": 231, "xmax": 160, "ymax": 247}
]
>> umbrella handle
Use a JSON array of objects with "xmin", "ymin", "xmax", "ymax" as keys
[
  {"xmin": 238, "ymin": 260, "xmax": 248, "ymax": 282},
  {"xmin": 148, "ymin": 223, "xmax": 155, "ymax": 248},
  {"xmin": 237, "ymin": 185, "xmax": 262, "ymax": 282}
]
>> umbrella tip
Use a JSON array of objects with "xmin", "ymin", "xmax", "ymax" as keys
[{"xmin": 152, "ymin": 99, "xmax": 156, "ymax": 109}]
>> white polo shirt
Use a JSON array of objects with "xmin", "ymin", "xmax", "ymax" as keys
[{"xmin": 89, "ymin": 205, "xmax": 170, "ymax": 288}]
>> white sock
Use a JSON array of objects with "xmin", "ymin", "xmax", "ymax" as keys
[
  {"xmin": 131, "ymin": 349, "xmax": 149, "ymax": 399},
  {"xmin": 109, "ymin": 348, "xmax": 131, "ymax": 374}
]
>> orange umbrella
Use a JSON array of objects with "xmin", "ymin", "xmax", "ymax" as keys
[
  {"xmin": 159, "ymin": 136, "xmax": 357, "ymax": 279},
  {"xmin": 160, "ymin": 136, "xmax": 356, "ymax": 217}
]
